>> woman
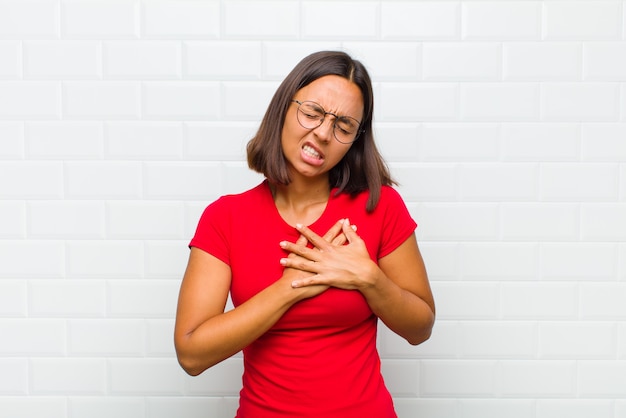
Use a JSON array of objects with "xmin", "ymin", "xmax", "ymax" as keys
[{"xmin": 174, "ymin": 51, "xmax": 435, "ymax": 418}]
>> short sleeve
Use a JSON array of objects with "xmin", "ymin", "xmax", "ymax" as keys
[
  {"xmin": 189, "ymin": 196, "xmax": 231, "ymax": 266},
  {"xmin": 377, "ymin": 187, "xmax": 417, "ymax": 259}
]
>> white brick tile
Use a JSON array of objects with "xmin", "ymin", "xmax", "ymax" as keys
[
  {"xmin": 417, "ymin": 203, "xmax": 499, "ymax": 241},
  {"xmin": 578, "ymin": 360, "xmax": 626, "ymax": 397},
  {"xmin": 222, "ymin": 81, "xmax": 279, "ymax": 120},
  {"xmin": 185, "ymin": 202, "xmax": 208, "ymax": 239},
  {"xmin": 142, "ymin": 0, "xmax": 220, "ymax": 38},
  {"xmin": 342, "ymin": 42, "xmax": 421, "ymax": 80},
  {"xmin": 29, "ymin": 280, "xmax": 106, "ymax": 317},
  {"xmin": 63, "ymin": 82, "xmax": 140, "ymax": 119},
  {"xmin": 106, "ymin": 121, "xmax": 183, "ymax": 160},
  {"xmin": 541, "ymin": 83, "xmax": 620, "ymax": 122},
  {"xmin": 418, "ymin": 243, "xmax": 460, "ymax": 281},
  {"xmin": 536, "ymin": 399, "xmax": 614, "ymax": 418},
  {"xmin": 0, "ymin": 1, "xmax": 58, "ymax": 38},
  {"xmin": 459, "ymin": 163, "xmax": 537, "ymax": 201},
  {"xmin": 262, "ymin": 42, "xmax": 343, "ymax": 79},
  {"xmin": 457, "ymin": 399, "xmax": 535, "ymax": 418},
  {"xmin": 581, "ymin": 123, "xmax": 626, "ymax": 161},
  {"xmin": 617, "ymin": 400, "xmax": 626, "ymax": 418},
  {"xmin": 621, "ymin": 243, "xmax": 626, "ymax": 282},
  {"xmin": 0, "ymin": 162, "xmax": 63, "ymax": 199},
  {"xmin": 460, "ymin": 321, "xmax": 537, "ymax": 359},
  {"xmin": 580, "ymin": 283, "xmax": 626, "ymax": 319},
  {"xmin": 65, "ymin": 161, "xmax": 141, "ymax": 199},
  {"xmin": 69, "ymin": 397, "xmax": 145, "ymax": 418},
  {"xmin": 0, "ymin": 319, "xmax": 65, "ymax": 355},
  {"xmin": 0, "ymin": 122, "xmax": 24, "ymax": 158},
  {"xmin": 503, "ymin": 42, "xmax": 582, "ymax": 81},
  {"xmin": 302, "ymin": 1, "xmax": 377, "ymax": 39},
  {"xmin": 0, "ymin": 397, "xmax": 66, "ymax": 418},
  {"xmin": 392, "ymin": 163, "xmax": 457, "ymax": 201},
  {"xmin": 500, "ymin": 283, "xmax": 578, "ymax": 319},
  {"xmin": 184, "ymin": 121, "xmax": 258, "ymax": 161},
  {"xmin": 462, "ymin": 1, "xmax": 542, "ymax": 40},
  {"xmin": 143, "ymin": 162, "xmax": 221, "ymax": 200},
  {"xmin": 620, "ymin": 322, "xmax": 626, "ymax": 359},
  {"xmin": 223, "ymin": 1, "xmax": 298, "ymax": 38},
  {"xmin": 0, "ymin": 41, "xmax": 22, "ymax": 78},
  {"xmin": 145, "ymin": 241, "xmax": 188, "ymax": 279},
  {"xmin": 584, "ymin": 42, "xmax": 626, "ymax": 80},
  {"xmin": 104, "ymin": 41, "xmax": 181, "ymax": 79},
  {"xmin": 143, "ymin": 82, "xmax": 220, "ymax": 120},
  {"xmin": 539, "ymin": 322, "xmax": 617, "ymax": 359},
  {"xmin": 146, "ymin": 319, "xmax": 176, "ymax": 356},
  {"xmin": 62, "ymin": 0, "xmax": 139, "ymax": 38},
  {"xmin": 379, "ymin": 83, "xmax": 458, "ymax": 121},
  {"xmin": 460, "ymin": 243, "xmax": 537, "ymax": 280},
  {"xmin": 393, "ymin": 399, "xmax": 457, "ymax": 418},
  {"xmin": 28, "ymin": 201, "xmax": 105, "ymax": 238},
  {"xmin": 24, "ymin": 41, "xmax": 100, "ymax": 79},
  {"xmin": 109, "ymin": 358, "xmax": 184, "ymax": 394},
  {"xmin": 381, "ymin": 359, "xmax": 419, "ymax": 397},
  {"xmin": 460, "ymin": 83, "xmax": 539, "ymax": 121},
  {"xmin": 0, "ymin": 281, "xmax": 27, "ymax": 317},
  {"xmin": 380, "ymin": 320, "xmax": 458, "ymax": 359},
  {"xmin": 375, "ymin": 123, "xmax": 420, "ymax": 162},
  {"xmin": 26, "ymin": 122, "xmax": 103, "ymax": 159},
  {"xmin": 0, "ymin": 201, "xmax": 26, "ymax": 238},
  {"xmin": 66, "ymin": 241, "xmax": 144, "ymax": 279},
  {"xmin": 185, "ymin": 357, "xmax": 244, "ymax": 396},
  {"xmin": 501, "ymin": 123, "xmax": 581, "ymax": 162},
  {"xmin": 0, "ymin": 241, "xmax": 64, "ymax": 279},
  {"xmin": 540, "ymin": 163, "xmax": 619, "ymax": 201},
  {"xmin": 544, "ymin": 1, "xmax": 623, "ymax": 41},
  {"xmin": 0, "ymin": 82, "xmax": 60, "ymax": 119},
  {"xmin": 501, "ymin": 203, "xmax": 579, "ymax": 241},
  {"xmin": 420, "ymin": 360, "xmax": 497, "ymax": 396},
  {"xmin": 31, "ymin": 358, "xmax": 106, "ymax": 394},
  {"xmin": 68, "ymin": 319, "xmax": 145, "ymax": 356},
  {"xmin": 498, "ymin": 360, "xmax": 576, "ymax": 396},
  {"xmin": 0, "ymin": 359, "xmax": 28, "ymax": 395},
  {"xmin": 423, "ymin": 43, "xmax": 500, "ymax": 81},
  {"xmin": 381, "ymin": 2, "xmax": 460, "ymax": 40},
  {"xmin": 432, "ymin": 282, "xmax": 499, "ymax": 319},
  {"xmin": 106, "ymin": 201, "xmax": 184, "ymax": 239},
  {"xmin": 147, "ymin": 397, "xmax": 236, "ymax": 418},
  {"xmin": 184, "ymin": 41, "xmax": 261, "ymax": 79},
  {"xmin": 108, "ymin": 280, "xmax": 179, "ymax": 318},
  {"xmin": 581, "ymin": 204, "xmax": 626, "ymax": 241},
  {"xmin": 222, "ymin": 162, "xmax": 266, "ymax": 195}
]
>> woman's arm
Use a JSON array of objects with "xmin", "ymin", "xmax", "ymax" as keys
[
  {"xmin": 174, "ymin": 220, "xmax": 350, "ymax": 376},
  {"xmin": 283, "ymin": 220, "xmax": 435, "ymax": 345}
]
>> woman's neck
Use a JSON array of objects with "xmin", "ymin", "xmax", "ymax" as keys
[{"xmin": 270, "ymin": 177, "xmax": 331, "ymax": 227}]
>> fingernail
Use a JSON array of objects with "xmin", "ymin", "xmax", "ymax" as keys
[
  {"xmin": 280, "ymin": 258, "xmax": 287, "ymax": 265},
  {"xmin": 295, "ymin": 223, "xmax": 303, "ymax": 230},
  {"xmin": 279, "ymin": 241, "xmax": 287, "ymax": 248},
  {"xmin": 344, "ymin": 218, "xmax": 350, "ymax": 225},
  {"xmin": 291, "ymin": 281, "xmax": 299, "ymax": 288}
]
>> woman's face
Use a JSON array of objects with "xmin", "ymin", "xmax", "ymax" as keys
[{"xmin": 281, "ymin": 75, "xmax": 364, "ymax": 182}]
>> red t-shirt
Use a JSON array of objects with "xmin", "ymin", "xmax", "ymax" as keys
[{"xmin": 190, "ymin": 180, "xmax": 417, "ymax": 418}]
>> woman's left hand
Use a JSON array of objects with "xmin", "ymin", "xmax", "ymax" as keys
[{"xmin": 279, "ymin": 219, "xmax": 379, "ymax": 291}]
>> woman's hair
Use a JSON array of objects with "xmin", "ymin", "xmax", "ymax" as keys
[{"xmin": 246, "ymin": 50, "xmax": 395, "ymax": 212}]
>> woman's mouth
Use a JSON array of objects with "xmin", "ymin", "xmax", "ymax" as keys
[{"xmin": 301, "ymin": 144, "xmax": 324, "ymax": 166}]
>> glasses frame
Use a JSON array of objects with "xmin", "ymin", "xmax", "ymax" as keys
[{"xmin": 291, "ymin": 99, "xmax": 363, "ymax": 144}]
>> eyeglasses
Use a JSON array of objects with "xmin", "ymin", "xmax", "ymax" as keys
[{"xmin": 291, "ymin": 100, "xmax": 363, "ymax": 144}]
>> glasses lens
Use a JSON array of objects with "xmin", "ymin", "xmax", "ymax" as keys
[
  {"xmin": 297, "ymin": 102, "xmax": 324, "ymax": 129},
  {"xmin": 334, "ymin": 117, "xmax": 359, "ymax": 143}
]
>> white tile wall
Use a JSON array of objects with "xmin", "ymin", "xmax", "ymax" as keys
[{"xmin": 0, "ymin": 1, "xmax": 624, "ymax": 418}]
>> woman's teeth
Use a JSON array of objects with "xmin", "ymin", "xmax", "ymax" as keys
[{"xmin": 303, "ymin": 145, "xmax": 321, "ymax": 159}]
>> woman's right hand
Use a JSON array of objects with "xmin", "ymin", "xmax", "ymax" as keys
[{"xmin": 279, "ymin": 219, "xmax": 353, "ymax": 300}]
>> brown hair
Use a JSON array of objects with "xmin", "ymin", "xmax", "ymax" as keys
[{"xmin": 246, "ymin": 50, "xmax": 395, "ymax": 212}]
